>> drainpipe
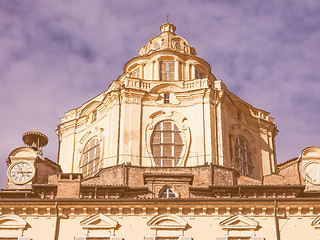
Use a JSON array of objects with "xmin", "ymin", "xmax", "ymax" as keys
[
  {"xmin": 54, "ymin": 201, "xmax": 60, "ymax": 240},
  {"xmin": 274, "ymin": 200, "xmax": 281, "ymax": 240}
]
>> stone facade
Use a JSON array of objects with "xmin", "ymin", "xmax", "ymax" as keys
[{"xmin": 1, "ymin": 22, "xmax": 320, "ymax": 240}]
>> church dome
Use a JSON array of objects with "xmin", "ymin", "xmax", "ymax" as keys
[{"xmin": 138, "ymin": 22, "xmax": 197, "ymax": 56}]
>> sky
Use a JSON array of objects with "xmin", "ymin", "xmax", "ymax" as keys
[{"xmin": 0, "ymin": 0, "xmax": 320, "ymax": 187}]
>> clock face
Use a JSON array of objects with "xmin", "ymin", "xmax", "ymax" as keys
[
  {"xmin": 8, "ymin": 162, "xmax": 35, "ymax": 184},
  {"xmin": 304, "ymin": 162, "xmax": 320, "ymax": 185}
]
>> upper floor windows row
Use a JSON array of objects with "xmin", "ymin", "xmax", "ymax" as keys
[{"xmin": 129, "ymin": 61, "xmax": 206, "ymax": 81}]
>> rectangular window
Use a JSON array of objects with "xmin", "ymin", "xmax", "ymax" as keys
[
  {"xmin": 160, "ymin": 61, "xmax": 175, "ymax": 81},
  {"xmin": 164, "ymin": 93, "xmax": 170, "ymax": 103}
]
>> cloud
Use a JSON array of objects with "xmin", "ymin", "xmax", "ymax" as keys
[{"xmin": 0, "ymin": 0, "xmax": 319, "ymax": 187}]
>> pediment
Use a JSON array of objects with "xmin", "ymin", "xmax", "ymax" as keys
[
  {"xmin": 80, "ymin": 213, "xmax": 118, "ymax": 229},
  {"xmin": 220, "ymin": 214, "xmax": 259, "ymax": 230},
  {"xmin": 312, "ymin": 215, "xmax": 320, "ymax": 228},
  {"xmin": 301, "ymin": 146, "xmax": 320, "ymax": 160},
  {"xmin": 80, "ymin": 101, "xmax": 101, "ymax": 117},
  {"xmin": 8, "ymin": 147, "xmax": 37, "ymax": 161},
  {"xmin": 147, "ymin": 214, "xmax": 187, "ymax": 230},
  {"xmin": 0, "ymin": 214, "xmax": 27, "ymax": 230}
]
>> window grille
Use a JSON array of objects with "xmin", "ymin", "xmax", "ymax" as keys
[
  {"xmin": 160, "ymin": 62, "xmax": 175, "ymax": 81},
  {"xmin": 151, "ymin": 121, "xmax": 183, "ymax": 167},
  {"xmin": 81, "ymin": 137, "xmax": 100, "ymax": 177},
  {"xmin": 160, "ymin": 187, "xmax": 176, "ymax": 199},
  {"xmin": 235, "ymin": 137, "xmax": 253, "ymax": 177}
]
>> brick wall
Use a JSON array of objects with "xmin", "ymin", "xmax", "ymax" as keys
[
  {"xmin": 279, "ymin": 160, "xmax": 301, "ymax": 185},
  {"xmin": 57, "ymin": 174, "xmax": 81, "ymax": 198},
  {"xmin": 263, "ymin": 174, "xmax": 285, "ymax": 185}
]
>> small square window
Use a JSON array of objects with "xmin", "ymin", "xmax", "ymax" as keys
[{"xmin": 164, "ymin": 93, "xmax": 170, "ymax": 104}]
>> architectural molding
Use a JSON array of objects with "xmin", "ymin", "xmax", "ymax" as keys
[
  {"xmin": 0, "ymin": 214, "xmax": 28, "ymax": 237},
  {"xmin": 80, "ymin": 213, "xmax": 119, "ymax": 237},
  {"xmin": 147, "ymin": 214, "xmax": 188, "ymax": 230},
  {"xmin": 145, "ymin": 110, "xmax": 191, "ymax": 167}
]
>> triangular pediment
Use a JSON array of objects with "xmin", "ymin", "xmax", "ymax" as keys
[
  {"xmin": 220, "ymin": 214, "xmax": 259, "ymax": 230},
  {"xmin": 0, "ymin": 214, "xmax": 27, "ymax": 230},
  {"xmin": 80, "ymin": 213, "xmax": 118, "ymax": 229},
  {"xmin": 147, "ymin": 214, "xmax": 187, "ymax": 230}
]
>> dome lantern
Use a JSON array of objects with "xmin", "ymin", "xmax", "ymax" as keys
[{"xmin": 22, "ymin": 130, "xmax": 48, "ymax": 156}]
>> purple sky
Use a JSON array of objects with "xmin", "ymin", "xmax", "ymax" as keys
[{"xmin": 1, "ymin": 0, "xmax": 320, "ymax": 187}]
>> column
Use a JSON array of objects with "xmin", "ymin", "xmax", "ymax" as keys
[
  {"xmin": 154, "ymin": 59, "xmax": 160, "ymax": 80},
  {"xmin": 191, "ymin": 64, "xmax": 195, "ymax": 80},
  {"xmin": 174, "ymin": 60, "xmax": 179, "ymax": 81}
]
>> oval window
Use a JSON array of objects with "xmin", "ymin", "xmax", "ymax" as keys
[{"xmin": 150, "ymin": 120, "xmax": 183, "ymax": 167}]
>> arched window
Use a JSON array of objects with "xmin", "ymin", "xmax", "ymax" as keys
[
  {"xmin": 235, "ymin": 137, "xmax": 253, "ymax": 177},
  {"xmin": 81, "ymin": 137, "xmax": 100, "ymax": 177},
  {"xmin": 151, "ymin": 120, "xmax": 183, "ymax": 167},
  {"xmin": 160, "ymin": 187, "xmax": 176, "ymax": 199}
]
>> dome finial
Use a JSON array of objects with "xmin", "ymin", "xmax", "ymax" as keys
[{"xmin": 160, "ymin": 14, "xmax": 176, "ymax": 34}]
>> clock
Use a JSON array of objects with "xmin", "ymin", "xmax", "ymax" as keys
[
  {"xmin": 304, "ymin": 161, "xmax": 320, "ymax": 185},
  {"xmin": 7, "ymin": 161, "xmax": 35, "ymax": 185}
]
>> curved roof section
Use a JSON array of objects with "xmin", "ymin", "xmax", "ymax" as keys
[{"xmin": 138, "ymin": 22, "xmax": 197, "ymax": 56}]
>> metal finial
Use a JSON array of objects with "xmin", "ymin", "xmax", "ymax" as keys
[{"xmin": 166, "ymin": 12, "xmax": 170, "ymax": 23}]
